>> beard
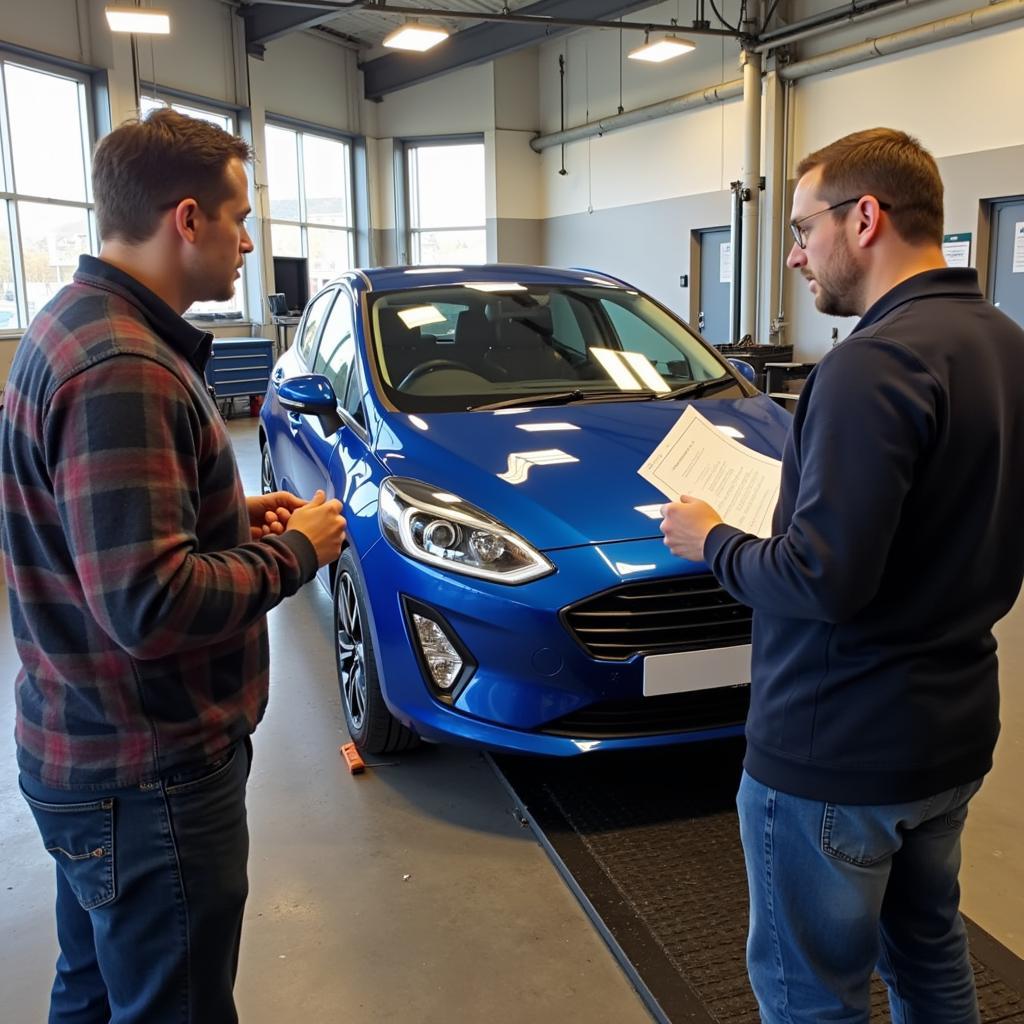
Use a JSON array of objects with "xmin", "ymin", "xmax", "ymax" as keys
[{"xmin": 809, "ymin": 239, "xmax": 863, "ymax": 318}]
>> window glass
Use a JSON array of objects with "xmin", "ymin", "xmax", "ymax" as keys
[
  {"xmin": 367, "ymin": 283, "xmax": 731, "ymax": 414},
  {"xmin": 313, "ymin": 292, "xmax": 355, "ymax": 402},
  {"xmin": 0, "ymin": 205, "xmax": 16, "ymax": 330},
  {"xmin": 302, "ymin": 134, "xmax": 351, "ymax": 227},
  {"xmin": 1, "ymin": 58, "xmax": 96, "ymax": 330},
  {"xmin": 266, "ymin": 121, "xmax": 354, "ymax": 300},
  {"xmin": 308, "ymin": 226, "xmax": 352, "ymax": 293},
  {"xmin": 266, "ymin": 125, "xmax": 300, "ymax": 221},
  {"xmin": 600, "ymin": 300, "xmax": 686, "ymax": 368},
  {"xmin": 295, "ymin": 289, "xmax": 336, "ymax": 365},
  {"xmin": 407, "ymin": 141, "xmax": 486, "ymax": 266},
  {"xmin": 6, "ymin": 64, "xmax": 89, "ymax": 202},
  {"xmin": 19, "ymin": 202, "xmax": 90, "ymax": 321}
]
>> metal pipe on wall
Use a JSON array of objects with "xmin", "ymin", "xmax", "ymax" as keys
[
  {"xmin": 778, "ymin": 0, "xmax": 1024, "ymax": 79},
  {"xmin": 739, "ymin": 27, "xmax": 762, "ymax": 344},
  {"xmin": 531, "ymin": 0, "xmax": 1024, "ymax": 152}
]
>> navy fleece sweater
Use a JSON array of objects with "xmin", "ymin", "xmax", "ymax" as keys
[{"xmin": 705, "ymin": 269, "xmax": 1024, "ymax": 803}]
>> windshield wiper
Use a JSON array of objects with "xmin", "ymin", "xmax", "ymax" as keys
[
  {"xmin": 469, "ymin": 388, "xmax": 654, "ymax": 412},
  {"xmin": 655, "ymin": 375, "xmax": 737, "ymax": 401}
]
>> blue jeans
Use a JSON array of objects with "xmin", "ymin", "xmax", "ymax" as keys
[
  {"xmin": 736, "ymin": 770, "xmax": 983, "ymax": 1024},
  {"xmin": 19, "ymin": 739, "xmax": 252, "ymax": 1024}
]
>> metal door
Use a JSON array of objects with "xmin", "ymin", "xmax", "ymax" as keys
[
  {"xmin": 988, "ymin": 198, "xmax": 1024, "ymax": 329},
  {"xmin": 698, "ymin": 227, "xmax": 732, "ymax": 345}
]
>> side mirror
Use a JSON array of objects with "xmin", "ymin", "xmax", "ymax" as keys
[
  {"xmin": 278, "ymin": 374, "xmax": 343, "ymax": 434},
  {"xmin": 727, "ymin": 358, "xmax": 758, "ymax": 387}
]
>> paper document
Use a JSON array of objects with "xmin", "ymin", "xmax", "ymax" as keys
[{"xmin": 638, "ymin": 405, "xmax": 782, "ymax": 538}]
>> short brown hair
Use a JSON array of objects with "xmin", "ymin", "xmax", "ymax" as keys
[
  {"xmin": 93, "ymin": 107, "xmax": 252, "ymax": 244},
  {"xmin": 795, "ymin": 128, "xmax": 943, "ymax": 246}
]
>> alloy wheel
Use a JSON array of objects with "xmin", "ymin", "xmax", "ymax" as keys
[{"xmin": 336, "ymin": 571, "xmax": 366, "ymax": 730}]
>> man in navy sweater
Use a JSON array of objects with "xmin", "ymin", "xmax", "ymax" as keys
[{"xmin": 661, "ymin": 127, "xmax": 1024, "ymax": 1022}]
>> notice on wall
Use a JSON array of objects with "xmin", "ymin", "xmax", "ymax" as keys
[
  {"xmin": 942, "ymin": 233, "xmax": 971, "ymax": 268},
  {"xmin": 719, "ymin": 243, "xmax": 733, "ymax": 284},
  {"xmin": 1013, "ymin": 222, "xmax": 1024, "ymax": 274},
  {"xmin": 638, "ymin": 405, "xmax": 781, "ymax": 538}
]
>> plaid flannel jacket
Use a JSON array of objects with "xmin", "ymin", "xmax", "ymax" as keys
[{"xmin": 1, "ymin": 255, "xmax": 317, "ymax": 789}]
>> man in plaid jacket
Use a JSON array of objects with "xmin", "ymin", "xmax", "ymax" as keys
[{"xmin": 1, "ymin": 108, "xmax": 346, "ymax": 1023}]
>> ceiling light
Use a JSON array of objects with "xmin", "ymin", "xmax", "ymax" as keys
[
  {"xmin": 383, "ymin": 21, "xmax": 449, "ymax": 52},
  {"xmin": 105, "ymin": 6, "xmax": 171, "ymax": 34},
  {"xmin": 628, "ymin": 33, "xmax": 695, "ymax": 63}
]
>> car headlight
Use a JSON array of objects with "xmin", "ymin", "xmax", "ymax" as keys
[{"xmin": 379, "ymin": 477, "xmax": 554, "ymax": 584}]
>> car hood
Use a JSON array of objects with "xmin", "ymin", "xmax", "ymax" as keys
[{"xmin": 371, "ymin": 395, "xmax": 791, "ymax": 551}]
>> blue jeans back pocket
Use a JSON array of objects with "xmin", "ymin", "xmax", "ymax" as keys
[{"xmin": 20, "ymin": 784, "xmax": 116, "ymax": 910}]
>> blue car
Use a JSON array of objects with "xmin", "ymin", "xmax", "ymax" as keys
[{"xmin": 259, "ymin": 265, "xmax": 790, "ymax": 756}]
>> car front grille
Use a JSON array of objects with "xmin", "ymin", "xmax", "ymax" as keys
[
  {"xmin": 562, "ymin": 574, "xmax": 752, "ymax": 661},
  {"xmin": 540, "ymin": 686, "xmax": 750, "ymax": 739}
]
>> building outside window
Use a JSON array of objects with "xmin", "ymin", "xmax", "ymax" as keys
[
  {"xmin": 0, "ymin": 57, "xmax": 96, "ymax": 332},
  {"xmin": 405, "ymin": 139, "xmax": 486, "ymax": 266},
  {"xmin": 265, "ymin": 121, "xmax": 354, "ymax": 295},
  {"xmin": 140, "ymin": 93, "xmax": 248, "ymax": 320}
]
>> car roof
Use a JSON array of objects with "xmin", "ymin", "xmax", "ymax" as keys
[{"xmin": 344, "ymin": 264, "xmax": 630, "ymax": 294}]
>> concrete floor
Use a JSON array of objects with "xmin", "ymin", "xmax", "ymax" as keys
[{"xmin": 1, "ymin": 416, "xmax": 1021, "ymax": 1023}]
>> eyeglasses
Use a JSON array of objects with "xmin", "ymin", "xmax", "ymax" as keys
[{"xmin": 789, "ymin": 197, "xmax": 891, "ymax": 249}]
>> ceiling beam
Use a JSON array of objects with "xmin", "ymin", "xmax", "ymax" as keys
[
  {"xmin": 359, "ymin": 1, "xmax": 661, "ymax": 99},
  {"xmin": 242, "ymin": 0, "xmax": 369, "ymax": 55}
]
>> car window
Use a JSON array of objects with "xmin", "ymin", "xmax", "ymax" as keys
[
  {"xmin": 313, "ymin": 292, "xmax": 356, "ymax": 405},
  {"xmin": 295, "ymin": 289, "xmax": 336, "ymax": 367},
  {"xmin": 367, "ymin": 283, "xmax": 733, "ymax": 413},
  {"xmin": 600, "ymin": 299, "xmax": 692, "ymax": 377}
]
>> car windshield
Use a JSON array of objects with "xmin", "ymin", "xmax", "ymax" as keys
[{"xmin": 367, "ymin": 282, "xmax": 737, "ymax": 412}]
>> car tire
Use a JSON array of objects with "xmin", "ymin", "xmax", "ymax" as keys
[
  {"xmin": 334, "ymin": 548, "xmax": 419, "ymax": 755},
  {"xmin": 260, "ymin": 437, "xmax": 275, "ymax": 495}
]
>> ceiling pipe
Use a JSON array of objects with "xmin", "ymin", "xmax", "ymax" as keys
[
  {"xmin": 778, "ymin": 0, "xmax": 1024, "ymax": 79},
  {"xmin": 530, "ymin": 0, "xmax": 1024, "ymax": 152},
  {"xmin": 530, "ymin": 80, "xmax": 744, "ymax": 152},
  {"xmin": 755, "ymin": 0, "xmax": 935, "ymax": 52}
]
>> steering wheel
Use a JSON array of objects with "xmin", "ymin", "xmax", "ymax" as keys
[{"xmin": 398, "ymin": 359, "xmax": 479, "ymax": 390}]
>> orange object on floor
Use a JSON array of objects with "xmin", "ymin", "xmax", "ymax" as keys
[{"xmin": 340, "ymin": 742, "xmax": 365, "ymax": 774}]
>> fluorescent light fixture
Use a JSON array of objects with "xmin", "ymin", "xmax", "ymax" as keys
[
  {"xmin": 383, "ymin": 21, "xmax": 449, "ymax": 52},
  {"xmin": 105, "ymin": 6, "xmax": 171, "ymax": 33},
  {"xmin": 397, "ymin": 305, "xmax": 447, "ymax": 329},
  {"xmin": 405, "ymin": 267, "xmax": 462, "ymax": 274},
  {"xmin": 628, "ymin": 33, "xmax": 695, "ymax": 63}
]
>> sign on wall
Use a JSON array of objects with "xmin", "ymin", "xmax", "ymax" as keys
[{"xmin": 941, "ymin": 233, "xmax": 971, "ymax": 268}]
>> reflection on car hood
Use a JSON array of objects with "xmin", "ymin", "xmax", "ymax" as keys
[{"xmin": 373, "ymin": 395, "xmax": 791, "ymax": 551}]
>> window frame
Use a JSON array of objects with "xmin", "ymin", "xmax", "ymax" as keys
[
  {"xmin": 265, "ymin": 114, "xmax": 359, "ymax": 298},
  {"xmin": 0, "ymin": 47, "xmax": 102, "ymax": 335},
  {"xmin": 400, "ymin": 134, "xmax": 487, "ymax": 267}
]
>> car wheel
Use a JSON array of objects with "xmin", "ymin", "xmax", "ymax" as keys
[
  {"xmin": 260, "ymin": 438, "xmax": 275, "ymax": 495},
  {"xmin": 334, "ymin": 548, "xmax": 419, "ymax": 755}
]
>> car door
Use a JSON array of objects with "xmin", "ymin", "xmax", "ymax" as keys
[
  {"xmin": 270, "ymin": 286, "xmax": 337, "ymax": 494},
  {"xmin": 287, "ymin": 287, "xmax": 358, "ymax": 506}
]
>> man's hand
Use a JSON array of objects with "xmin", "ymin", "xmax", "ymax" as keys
[
  {"xmin": 660, "ymin": 496, "xmax": 723, "ymax": 561},
  {"xmin": 285, "ymin": 489, "xmax": 346, "ymax": 567},
  {"xmin": 247, "ymin": 491, "xmax": 307, "ymax": 541}
]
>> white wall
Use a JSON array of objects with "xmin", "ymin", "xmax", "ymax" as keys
[{"xmin": 786, "ymin": 14, "xmax": 1024, "ymax": 358}]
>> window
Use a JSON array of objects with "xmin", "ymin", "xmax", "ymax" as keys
[
  {"xmin": 406, "ymin": 140, "xmax": 486, "ymax": 266},
  {"xmin": 0, "ymin": 57, "xmax": 96, "ymax": 331},
  {"xmin": 312, "ymin": 292, "xmax": 356, "ymax": 408},
  {"xmin": 266, "ymin": 122, "xmax": 354, "ymax": 296},
  {"xmin": 295, "ymin": 288, "xmax": 336, "ymax": 366},
  {"xmin": 140, "ymin": 93, "xmax": 247, "ymax": 320}
]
